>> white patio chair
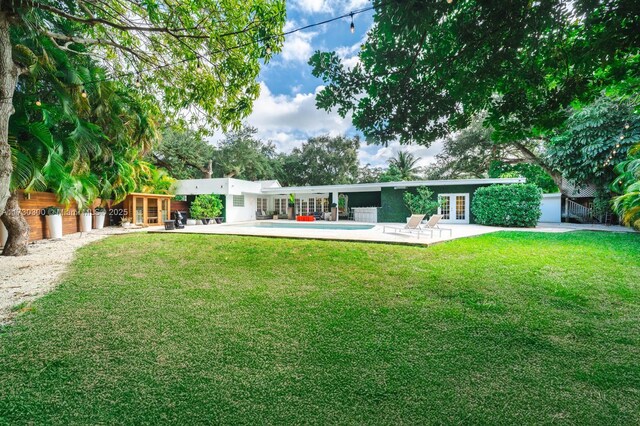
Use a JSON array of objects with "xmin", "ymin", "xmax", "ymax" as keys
[
  {"xmin": 383, "ymin": 214, "xmax": 432, "ymax": 239},
  {"xmin": 421, "ymin": 214, "xmax": 452, "ymax": 237}
]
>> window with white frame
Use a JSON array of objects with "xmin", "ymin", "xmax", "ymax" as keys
[
  {"xmin": 232, "ymin": 195, "xmax": 244, "ymax": 207},
  {"xmin": 257, "ymin": 198, "xmax": 268, "ymax": 212}
]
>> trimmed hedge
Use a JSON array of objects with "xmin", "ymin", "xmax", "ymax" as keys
[{"xmin": 471, "ymin": 184, "xmax": 542, "ymax": 227}]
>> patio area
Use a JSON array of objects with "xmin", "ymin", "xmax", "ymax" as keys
[{"xmin": 152, "ymin": 220, "xmax": 636, "ymax": 246}]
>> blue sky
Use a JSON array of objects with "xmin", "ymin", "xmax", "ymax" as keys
[{"xmin": 240, "ymin": 0, "xmax": 444, "ymax": 168}]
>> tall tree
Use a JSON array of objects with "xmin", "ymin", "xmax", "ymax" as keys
[
  {"xmin": 428, "ymin": 113, "xmax": 558, "ymax": 185},
  {"xmin": 211, "ymin": 125, "xmax": 278, "ymax": 181},
  {"xmin": 547, "ymin": 96, "xmax": 640, "ymax": 188},
  {"xmin": 0, "ymin": 0, "xmax": 286, "ymax": 216},
  {"xmin": 149, "ymin": 128, "xmax": 215, "ymax": 179},
  {"xmin": 3, "ymin": 36, "xmax": 163, "ymax": 255},
  {"xmin": 357, "ymin": 163, "xmax": 385, "ymax": 183},
  {"xmin": 388, "ymin": 151, "xmax": 420, "ymax": 181},
  {"xmin": 277, "ymin": 135, "xmax": 360, "ymax": 186},
  {"xmin": 310, "ymin": 0, "xmax": 639, "ymax": 146}
]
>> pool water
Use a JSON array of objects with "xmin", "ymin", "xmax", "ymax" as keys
[{"xmin": 239, "ymin": 222, "xmax": 375, "ymax": 231}]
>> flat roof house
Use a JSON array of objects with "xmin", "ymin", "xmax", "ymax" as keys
[{"xmin": 174, "ymin": 177, "xmax": 530, "ymax": 224}]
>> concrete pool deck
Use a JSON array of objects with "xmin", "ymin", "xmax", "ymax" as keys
[{"xmin": 150, "ymin": 220, "xmax": 637, "ymax": 246}]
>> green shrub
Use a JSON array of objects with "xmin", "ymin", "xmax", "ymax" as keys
[
  {"xmin": 403, "ymin": 186, "xmax": 440, "ymax": 215},
  {"xmin": 190, "ymin": 194, "xmax": 223, "ymax": 220},
  {"xmin": 471, "ymin": 184, "xmax": 542, "ymax": 227}
]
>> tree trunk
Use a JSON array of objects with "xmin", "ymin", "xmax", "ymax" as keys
[
  {"xmin": 0, "ymin": 12, "xmax": 19, "ymax": 217},
  {"xmin": 1, "ymin": 192, "xmax": 29, "ymax": 256},
  {"xmin": 512, "ymin": 142, "xmax": 563, "ymax": 188}
]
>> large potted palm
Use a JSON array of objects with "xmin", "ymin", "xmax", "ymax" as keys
[{"xmin": 45, "ymin": 206, "xmax": 63, "ymax": 239}]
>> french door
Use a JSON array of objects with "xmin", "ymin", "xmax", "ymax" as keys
[{"xmin": 438, "ymin": 193, "xmax": 470, "ymax": 224}]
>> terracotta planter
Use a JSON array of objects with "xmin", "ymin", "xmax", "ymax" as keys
[
  {"xmin": 80, "ymin": 212, "xmax": 93, "ymax": 233},
  {"xmin": 94, "ymin": 211, "xmax": 106, "ymax": 229},
  {"xmin": 46, "ymin": 214, "xmax": 63, "ymax": 239}
]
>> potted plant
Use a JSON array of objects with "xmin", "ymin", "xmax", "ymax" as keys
[
  {"xmin": 94, "ymin": 206, "xmax": 107, "ymax": 229},
  {"xmin": 79, "ymin": 208, "xmax": 93, "ymax": 233},
  {"xmin": 190, "ymin": 193, "xmax": 223, "ymax": 225},
  {"xmin": 403, "ymin": 186, "xmax": 440, "ymax": 222},
  {"xmin": 44, "ymin": 206, "xmax": 63, "ymax": 239},
  {"xmin": 288, "ymin": 194, "xmax": 295, "ymax": 220}
]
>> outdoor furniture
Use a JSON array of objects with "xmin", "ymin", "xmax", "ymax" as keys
[
  {"xmin": 164, "ymin": 220, "xmax": 175, "ymax": 230},
  {"xmin": 296, "ymin": 215, "xmax": 315, "ymax": 222},
  {"xmin": 421, "ymin": 214, "xmax": 452, "ymax": 237},
  {"xmin": 256, "ymin": 210, "xmax": 271, "ymax": 220},
  {"xmin": 312, "ymin": 211, "xmax": 324, "ymax": 220},
  {"xmin": 382, "ymin": 214, "xmax": 432, "ymax": 239}
]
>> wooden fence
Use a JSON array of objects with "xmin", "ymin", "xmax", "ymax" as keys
[{"xmin": 7, "ymin": 191, "xmax": 188, "ymax": 242}]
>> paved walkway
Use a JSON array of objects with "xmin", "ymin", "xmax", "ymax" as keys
[{"xmin": 151, "ymin": 220, "xmax": 637, "ymax": 247}]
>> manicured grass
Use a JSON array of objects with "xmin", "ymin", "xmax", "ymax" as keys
[{"xmin": 1, "ymin": 231, "xmax": 639, "ymax": 424}]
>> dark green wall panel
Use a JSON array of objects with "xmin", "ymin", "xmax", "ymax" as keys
[{"xmin": 377, "ymin": 184, "xmax": 496, "ymax": 223}]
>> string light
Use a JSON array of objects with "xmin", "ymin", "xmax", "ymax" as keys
[
  {"xmin": 20, "ymin": 4, "xmax": 379, "ymax": 97},
  {"xmin": 134, "ymin": 76, "xmax": 142, "ymax": 87},
  {"xmin": 195, "ymin": 58, "xmax": 202, "ymax": 72},
  {"xmin": 624, "ymin": 123, "xmax": 630, "ymax": 129},
  {"xmin": 350, "ymin": 13, "xmax": 355, "ymax": 33},
  {"xmin": 35, "ymin": 100, "xmax": 42, "ymax": 107}
]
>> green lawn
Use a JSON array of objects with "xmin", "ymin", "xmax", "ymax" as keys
[{"xmin": 1, "ymin": 231, "xmax": 639, "ymax": 424}]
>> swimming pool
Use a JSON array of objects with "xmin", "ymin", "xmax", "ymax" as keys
[{"xmin": 238, "ymin": 222, "xmax": 375, "ymax": 231}]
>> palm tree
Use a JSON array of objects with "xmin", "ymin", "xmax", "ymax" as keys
[
  {"xmin": 388, "ymin": 150, "xmax": 421, "ymax": 180},
  {"xmin": 3, "ymin": 33, "xmax": 162, "ymax": 255}
]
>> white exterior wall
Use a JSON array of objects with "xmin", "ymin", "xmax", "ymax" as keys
[
  {"xmin": 540, "ymin": 193, "xmax": 562, "ymax": 223},
  {"xmin": 225, "ymin": 194, "xmax": 258, "ymax": 223}
]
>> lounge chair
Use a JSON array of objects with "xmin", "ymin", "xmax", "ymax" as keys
[
  {"xmin": 421, "ymin": 214, "xmax": 452, "ymax": 237},
  {"xmin": 383, "ymin": 214, "xmax": 432, "ymax": 239}
]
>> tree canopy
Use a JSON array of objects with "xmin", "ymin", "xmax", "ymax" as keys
[
  {"xmin": 310, "ymin": 0, "xmax": 639, "ymax": 146},
  {"xmin": 149, "ymin": 128, "xmax": 215, "ymax": 180},
  {"xmin": 0, "ymin": 0, "xmax": 286, "ymax": 216},
  {"xmin": 276, "ymin": 135, "xmax": 360, "ymax": 186}
]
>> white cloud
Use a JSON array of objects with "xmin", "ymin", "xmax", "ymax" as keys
[
  {"xmin": 292, "ymin": 0, "xmax": 334, "ymax": 14},
  {"xmin": 280, "ymin": 20, "xmax": 317, "ymax": 63},
  {"xmin": 358, "ymin": 140, "xmax": 444, "ymax": 168},
  {"xmin": 240, "ymin": 83, "xmax": 445, "ymax": 167},
  {"xmin": 245, "ymin": 82, "xmax": 354, "ymax": 153},
  {"xmin": 292, "ymin": 0, "xmax": 373, "ymax": 15}
]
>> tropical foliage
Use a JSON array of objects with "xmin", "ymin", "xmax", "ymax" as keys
[
  {"xmin": 547, "ymin": 96, "xmax": 639, "ymax": 188},
  {"xmin": 384, "ymin": 151, "xmax": 421, "ymax": 181},
  {"xmin": 403, "ymin": 186, "xmax": 439, "ymax": 216},
  {"xmin": 9, "ymin": 35, "xmax": 165, "ymax": 207},
  {"xmin": 149, "ymin": 128, "xmax": 215, "ymax": 180},
  {"xmin": 189, "ymin": 194, "xmax": 223, "ymax": 220},
  {"xmin": 310, "ymin": 1, "xmax": 639, "ymax": 146},
  {"xmin": 276, "ymin": 135, "xmax": 360, "ymax": 186},
  {"xmin": 612, "ymin": 144, "xmax": 640, "ymax": 229},
  {"xmin": 0, "ymin": 0, "xmax": 286, "ymax": 217},
  {"xmin": 488, "ymin": 162, "xmax": 558, "ymax": 194},
  {"xmin": 472, "ymin": 184, "xmax": 542, "ymax": 227}
]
